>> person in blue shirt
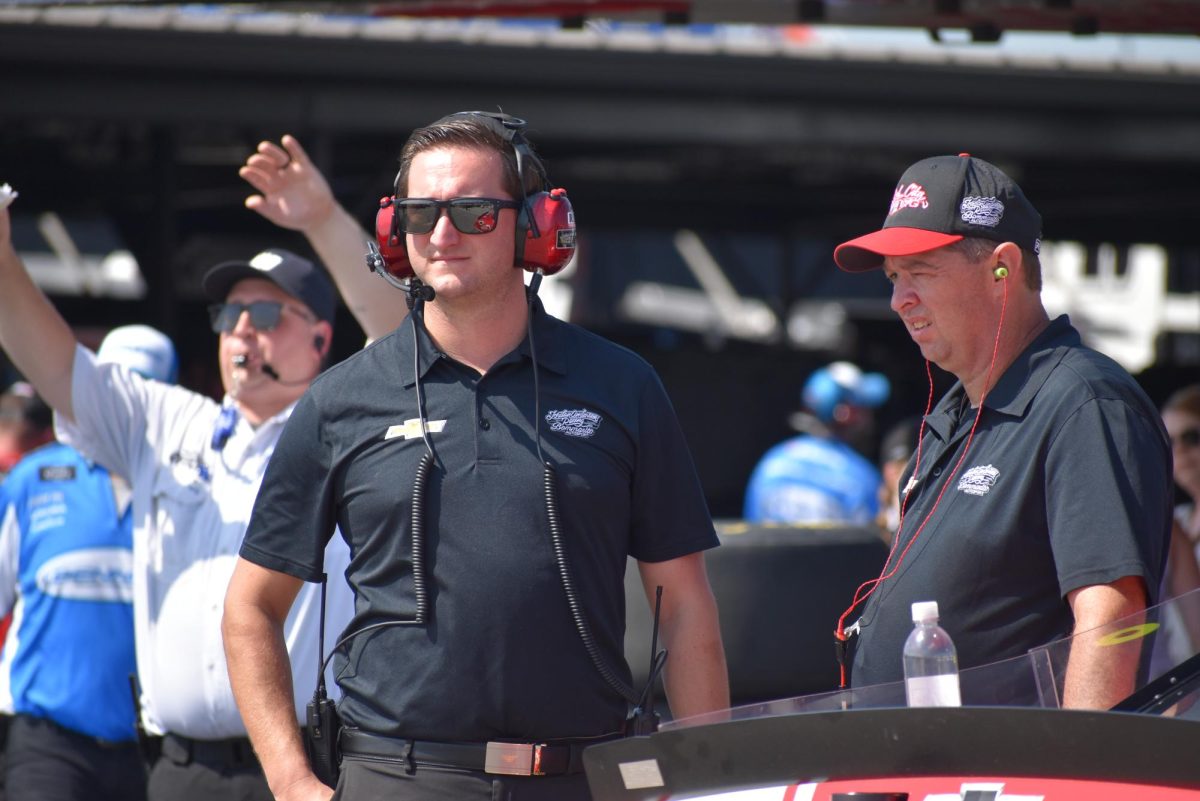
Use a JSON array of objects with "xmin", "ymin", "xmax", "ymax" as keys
[
  {"xmin": 0, "ymin": 324, "xmax": 177, "ymax": 801},
  {"xmin": 744, "ymin": 361, "xmax": 890, "ymax": 526}
]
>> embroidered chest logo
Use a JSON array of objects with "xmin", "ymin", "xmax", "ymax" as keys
[
  {"xmin": 960, "ymin": 196, "xmax": 1005, "ymax": 227},
  {"xmin": 545, "ymin": 409, "xmax": 602, "ymax": 439},
  {"xmin": 386, "ymin": 419, "xmax": 447, "ymax": 441},
  {"xmin": 890, "ymin": 182, "xmax": 929, "ymax": 215},
  {"xmin": 957, "ymin": 464, "xmax": 1000, "ymax": 496}
]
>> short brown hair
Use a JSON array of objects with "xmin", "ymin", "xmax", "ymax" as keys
[
  {"xmin": 946, "ymin": 237, "xmax": 1042, "ymax": 291},
  {"xmin": 394, "ymin": 114, "xmax": 542, "ymax": 201}
]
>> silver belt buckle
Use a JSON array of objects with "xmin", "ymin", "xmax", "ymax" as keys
[{"xmin": 484, "ymin": 741, "xmax": 544, "ymax": 776}]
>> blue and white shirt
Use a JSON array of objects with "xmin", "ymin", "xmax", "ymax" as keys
[
  {"xmin": 0, "ymin": 442, "xmax": 137, "ymax": 743},
  {"xmin": 744, "ymin": 434, "xmax": 882, "ymax": 526}
]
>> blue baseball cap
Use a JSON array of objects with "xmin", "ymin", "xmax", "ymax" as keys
[
  {"xmin": 97, "ymin": 324, "xmax": 179, "ymax": 384},
  {"xmin": 802, "ymin": 362, "xmax": 890, "ymax": 424}
]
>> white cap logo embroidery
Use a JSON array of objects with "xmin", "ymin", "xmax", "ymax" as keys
[
  {"xmin": 960, "ymin": 196, "xmax": 1005, "ymax": 227},
  {"xmin": 957, "ymin": 464, "xmax": 1000, "ymax": 496},
  {"xmin": 546, "ymin": 409, "xmax": 601, "ymax": 438},
  {"xmin": 889, "ymin": 182, "xmax": 930, "ymax": 215},
  {"xmin": 249, "ymin": 251, "xmax": 284, "ymax": 272}
]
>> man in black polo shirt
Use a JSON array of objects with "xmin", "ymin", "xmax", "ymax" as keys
[
  {"xmin": 222, "ymin": 112, "xmax": 729, "ymax": 800},
  {"xmin": 833, "ymin": 154, "xmax": 1172, "ymax": 709}
]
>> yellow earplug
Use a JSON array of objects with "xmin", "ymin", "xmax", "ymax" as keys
[{"xmin": 994, "ymin": 266, "xmax": 1009, "ymax": 280}]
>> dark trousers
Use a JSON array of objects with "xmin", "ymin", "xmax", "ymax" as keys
[
  {"xmin": 4, "ymin": 713, "xmax": 146, "ymax": 801},
  {"xmin": 146, "ymin": 733, "xmax": 272, "ymax": 801},
  {"xmin": 0, "ymin": 713, "xmax": 9, "ymax": 801},
  {"xmin": 334, "ymin": 754, "xmax": 592, "ymax": 800}
]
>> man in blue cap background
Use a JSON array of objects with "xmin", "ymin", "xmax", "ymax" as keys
[{"xmin": 744, "ymin": 361, "xmax": 890, "ymax": 527}]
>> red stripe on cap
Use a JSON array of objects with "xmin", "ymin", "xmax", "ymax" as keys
[{"xmin": 834, "ymin": 227, "xmax": 964, "ymax": 272}]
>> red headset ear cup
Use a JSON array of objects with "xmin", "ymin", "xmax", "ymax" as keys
[
  {"xmin": 374, "ymin": 198, "xmax": 415, "ymax": 281},
  {"xmin": 518, "ymin": 188, "xmax": 576, "ymax": 275}
]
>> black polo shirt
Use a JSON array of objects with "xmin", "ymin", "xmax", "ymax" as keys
[
  {"xmin": 241, "ymin": 300, "xmax": 716, "ymax": 741},
  {"xmin": 850, "ymin": 315, "xmax": 1172, "ymax": 689}
]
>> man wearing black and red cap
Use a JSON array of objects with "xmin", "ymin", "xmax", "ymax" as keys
[{"xmin": 833, "ymin": 153, "xmax": 1172, "ymax": 709}]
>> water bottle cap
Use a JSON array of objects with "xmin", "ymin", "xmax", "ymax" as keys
[{"xmin": 911, "ymin": 600, "xmax": 939, "ymax": 622}]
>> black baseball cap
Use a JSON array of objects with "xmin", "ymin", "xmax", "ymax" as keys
[
  {"xmin": 834, "ymin": 153, "xmax": 1043, "ymax": 272},
  {"xmin": 202, "ymin": 248, "xmax": 336, "ymax": 323}
]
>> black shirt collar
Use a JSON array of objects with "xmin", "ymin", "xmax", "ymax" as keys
[
  {"xmin": 925, "ymin": 314, "xmax": 1077, "ymax": 440},
  {"xmin": 514, "ymin": 297, "xmax": 568, "ymax": 376},
  {"xmin": 398, "ymin": 296, "xmax": 567, "ymax": 388}
]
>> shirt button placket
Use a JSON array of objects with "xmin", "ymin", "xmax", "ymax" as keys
[
  {"xmin": 476, "ymin": 382, "xmax": 499, "ymax": 462},
  {"xmin": 475, "ymin": 377, "xmax": 491, "ymax": 432}
]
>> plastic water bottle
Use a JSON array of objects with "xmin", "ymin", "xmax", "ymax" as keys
[{"xmin": 903, "ymin": 600, "xmax": 961, "ymax": 707}]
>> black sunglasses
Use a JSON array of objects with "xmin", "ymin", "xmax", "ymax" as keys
[
  {"xmin": 208, "ymin": 301, "xmax": 300, "ymax": 334},
  {"xmin": 395, "ymin": 197, "xmax": 521, "ymax": 236},
  {"xmin": 1171, "ymin": 426, "xmax": 1200, "ymax": 450}
]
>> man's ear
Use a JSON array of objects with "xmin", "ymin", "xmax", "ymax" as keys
[
  {"xmin": 313, "ymin": 322, "xmax": 333, "ymax": 357},
  {"xmin": 992, "ymin": 241, "xmax": 1023, "ymax": 283}
]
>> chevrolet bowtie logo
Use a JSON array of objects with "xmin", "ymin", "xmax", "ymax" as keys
[{"xmin": 385, "ymin": 418, "xmax": 446, "ymax": 440}]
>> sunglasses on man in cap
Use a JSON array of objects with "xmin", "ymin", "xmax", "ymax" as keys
[{"xmin": 208, "ymin": 300, "xmax": 316, "ymax": 335}]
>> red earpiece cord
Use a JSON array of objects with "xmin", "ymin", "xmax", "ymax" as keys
[{"xmin": 834, "ymin": 278, "xmax": 1009, "ymax": 689}]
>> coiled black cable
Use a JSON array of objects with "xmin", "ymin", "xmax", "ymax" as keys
[
  {"xmin": 408, "ymin": 450, "xmax": 432, "ymax": 624},
  {"xmin": 316, "ymin": 301, "xmax": 433, "ymax": 678},
  {"xmin": 525, "ymin": 274, "xmax": 644, "ymax": 707}
]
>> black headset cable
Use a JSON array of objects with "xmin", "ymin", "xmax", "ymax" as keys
[{"xmin": 526, "ymin": 273, "xmax": 641, "ymax": 707}]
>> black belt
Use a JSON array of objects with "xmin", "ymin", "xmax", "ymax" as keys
[
  {"xmin": 12, "ymin": 713, "xmax": 138, "ymax": 752},
  {"xmin": 340, "ymin": 729, "xmax": 608, "ymax": 776},
  {"xmin": 160, "ymin": 732, "xmax": 258, "ymax": 768}
]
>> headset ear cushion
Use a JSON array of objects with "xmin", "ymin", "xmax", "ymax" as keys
[
  {"xmin": 517, "ymin": 189, "xmax": 576, "ymax": 275},
  {"xmin": 374, "ymin": 198, "xmax": 415, "ymax": 282}
]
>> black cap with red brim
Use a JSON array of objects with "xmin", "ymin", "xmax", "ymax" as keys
[{"xmin": 834, "ymin": 153, "xmax": 1042, "ymax": 273}]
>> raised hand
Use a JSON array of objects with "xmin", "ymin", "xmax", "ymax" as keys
[{"xmin": 240, "ymin": 135, "xmax": 337, "ymax": 233}]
